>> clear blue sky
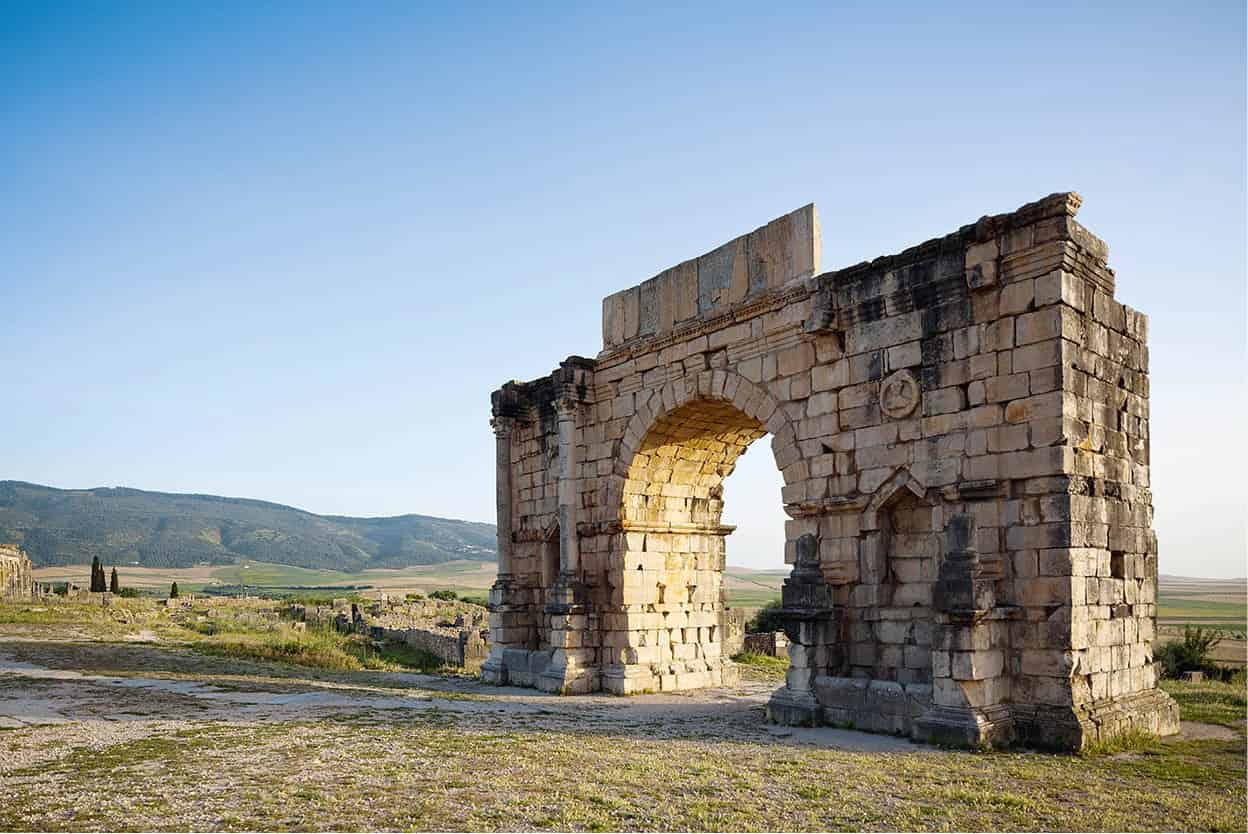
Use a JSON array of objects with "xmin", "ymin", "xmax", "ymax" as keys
[{"xmin": 2, "ymin": 2, "xmax": 1243, "ymax": 577}]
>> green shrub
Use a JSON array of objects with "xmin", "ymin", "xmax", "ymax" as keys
[
  {"xmin": 429, "ymin": 589, "xmax": 458, "ymax": 601},
  {"xmin": 1156, "ymin": 625, "xmax": 1224, "ymax": 678},
  {"xmin": 745, "ymin": 598, "xmax": 785, "ymax": 633},
  {"xmin": 459, "ymin": 594, "xmax": 488, "ymax": 608},
  {"xmin": 118, "ymin": 587, "xmax": 141, "ymax": 598}
]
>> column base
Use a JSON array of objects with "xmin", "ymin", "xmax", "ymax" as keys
[
  {"xmin": 479, "ymin": 647, "xmax": 555, "ymax": 688},
  {"xmin": 537, "ymin": 663, "xmax": 601, "ymax": 694},
  {"xmin": 914, "ymin": 704, "xmax": 1014, "ymax": 748},
  {"xmin": 480, "ymin": 652, "xmax": 508, "ymax": 685},
  {"xmin": 1013, "ymin": 688, "xmax": 1180, "ymax": 750},
  {"xmin": 766, "ymin": 686, "xmax": 822, "ymax": 726},
  {"xmin": 599, "ymin": 659, "xmax": 739, "ymax": 695}
]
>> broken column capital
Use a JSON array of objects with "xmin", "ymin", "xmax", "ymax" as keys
[{"xmin": 490, "ymin": 415, "xmax": 515, "ymax": 438}]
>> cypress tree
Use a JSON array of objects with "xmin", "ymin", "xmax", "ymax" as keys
[
  {"xmin": 170, "ymin": 581, "xmax": 179, "ymax": 599},
  {"xmin": 90, "ymin": 556, "xmax": 103, "ymax": 592},
  {"xmin": 109, "ymin": 567, "xmax": 119, "ymax": 594}
]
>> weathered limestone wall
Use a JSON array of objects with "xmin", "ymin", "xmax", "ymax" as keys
[
  {"xmin": 743, "ymin": 631, "xmax": 788, "ymax": 657},
  {"xmin": 376, "ymin": 626, "xmax": 488, "ymax": 670},
  {"xmin": 484, "ymin": 193, "xmax": 1177, "ymax": 749},
  {"xmin": 292, "ymin": 598, "xmax": 489, "ymax": 670},
  {"xmin": 721, "ymin": 607, "xmax": 747, "ymax": 658},
  {"xmin": 0, "ymin": 544, "xmax": 34, "ymax": 600}
]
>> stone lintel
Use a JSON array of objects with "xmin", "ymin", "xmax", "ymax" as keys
[{"xmin": 601, "ymin": 204, "xmax": 820, "ymax": 352}]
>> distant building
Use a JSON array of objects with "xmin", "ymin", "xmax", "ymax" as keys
[{"xmin": 0, "ymin": 544, "xmax": 34, "ymax": 600}]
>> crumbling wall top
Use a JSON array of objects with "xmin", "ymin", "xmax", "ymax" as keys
[{"xmin": 601, "ymin": 204, "xmax": 820, "ymax": 352}]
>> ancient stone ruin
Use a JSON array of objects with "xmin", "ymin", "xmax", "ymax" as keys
[
  {"xmin": 0, "ymin": 544, "xmax": 34, "ymax": 600},
  {"xmin": 291, "ymin": 596, "xmax": 490, "ymax": 670},
  {"xmin": 484, "ymin": 193, "xmax": 1179, "ymax": 749}
]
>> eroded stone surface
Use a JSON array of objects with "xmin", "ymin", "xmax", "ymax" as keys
[{"xmin": 485, "ymin": 193, "xmax": 1178, "ymax": 750}]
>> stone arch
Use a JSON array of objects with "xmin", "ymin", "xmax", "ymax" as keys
[
  {"xmin": 600, "ymin": 369, "xmax": 799, "ymax": 694},
  {"xmin": 611, "ymin": 369, "xmax": 802, "ymax": 517}
]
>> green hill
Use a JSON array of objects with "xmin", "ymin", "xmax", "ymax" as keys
[{"xmin": 0, "ymin": 481, "xmax": 496, "ymax": 570}]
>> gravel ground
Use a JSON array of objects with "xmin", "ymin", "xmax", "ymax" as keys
[{"xmin": 1, "ymin": 633, "xmax": 1243, "ymax": 831}]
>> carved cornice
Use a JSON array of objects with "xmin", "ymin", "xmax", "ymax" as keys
[
  {"xmin": 572, "ymin": 519, "xmax": 737, "ymax": 537},
  {"xmin": 621, "ymin": 520, "xmax": 737, "ymax": 536},
  {"xmin": 784, "ymin": 495, "xmax": 867, "ymax": 518}
]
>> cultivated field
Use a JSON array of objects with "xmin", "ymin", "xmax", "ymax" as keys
[
  {"xmin": 1156, "ymin": 575, "xmax": 1247, "ymax": 670},
  {"xmin": 0, "ymin": 598, "xmax": 1245, "ymax": 832},
  {"xmin": 34, "ymin": 560, "xmax": 499, "ymax": 599}
]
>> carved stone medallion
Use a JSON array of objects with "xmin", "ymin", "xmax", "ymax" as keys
[{"xmin": 879, "ymin": 370, "xmax": 921, "ymax": 419}]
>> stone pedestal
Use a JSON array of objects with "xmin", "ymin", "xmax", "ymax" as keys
[
  {"xmin": 915, "ymin": 514, "xmax": 1014, "ymax": 747},
  {"xmin": 536, "ymin": 574, "xmax": 599, "ymax": 694},
  {"xmin": 1013, "ymin": 689, "xmax": 1180, "ymax": 750},
  {"xmin": 768, "ymin": 533, "xmax": 840, "ymax": 727},
  {"xmin": 481, "ymin": 574, "xmax": 534, "ymax": 685}
]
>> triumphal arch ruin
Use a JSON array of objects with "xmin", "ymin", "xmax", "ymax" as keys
[{"xmin": 483, "ymin": 193, "xmax": 1178, "ymax": 749}]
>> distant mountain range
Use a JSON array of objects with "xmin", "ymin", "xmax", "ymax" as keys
[{"xmin": 0, "ymin": 481, "xmax": 496, "ymax": 570}]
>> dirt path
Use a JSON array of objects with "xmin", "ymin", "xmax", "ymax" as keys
[{"xmin": 0, "ymin": 638, "xmax": 926, "ymax": 772}]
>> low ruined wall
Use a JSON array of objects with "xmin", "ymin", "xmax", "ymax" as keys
[
  {"xmin": 721, "ymin": 608, "xmax": 746, "ymax": 657},
  {"xmin": 379, "ymin": 626, "xmax": 488, "ymax": 670},
  {"xmin": 0, "ymin": 545, "xmax": 34, "ymax": 600},
  {"xmin": 743, "ymin": 631, "xmax": 788, "ymax": 657},
  {"xmin": 290, "ymin": 600, "xmax": 490, "ymax": 670}
]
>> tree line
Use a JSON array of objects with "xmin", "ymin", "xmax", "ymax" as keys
[{"xmin": 84, "ymin": 556, "xmax": 176, "ymax": 598}]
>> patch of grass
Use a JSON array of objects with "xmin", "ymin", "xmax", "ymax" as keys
[
  {"xmin": 0, "ymin": 603, "xmax": 113, "ymax": 626},
  {"xmin": 194, "ymin": 625, "xmax": 380, "ymax": 671},
  {"xmin": 731, "ymin": 651, "xmax": 789, "ymax": 682},
  {"xmin": 191, "ymin": 622, "xmax": 448, "ymax": 674},
  {"xmin": 0, "ymin": 600, "xmax": 159, "ymax": 640},
  {"xmin": 1082, "ymin": 729, "xmax": 1163, "ymax": 756},
  {"xmin": 374, "ymin": 641, "xmax": 453, "ymax": 673},
  {"xmin": 1162, "ymin": 677, "xmax": 1247, "ymax": 729},
  {"xmin": 2, "ymin": 718, "xmax": 1244, "ymax": 832}
]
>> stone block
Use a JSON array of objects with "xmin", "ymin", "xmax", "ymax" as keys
[
  {"xmin": 778, "ymin": 342, "xmax": 816, "ymax": 377},
  {"xmin": 1000, "ymin": 278, "xmax": 1034, "ymax": 315}
]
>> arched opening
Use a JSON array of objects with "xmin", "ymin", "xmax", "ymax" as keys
[
  {"xmin": 611, "ymin": 396, "xmax": 784, "ymax": 692},
  {"xmin": 720, "ymin": 432, "xmax": 791, "ymax": 661}
]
